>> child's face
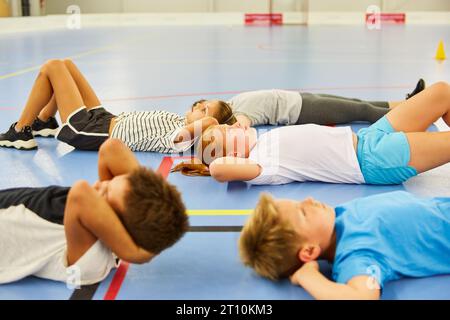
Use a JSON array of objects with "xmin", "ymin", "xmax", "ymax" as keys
[
  {"xmin": 275, "ymin": 197, "xmax": 335, "ymax": 251},
  {"xmin": 186, "ymin": 100, "xmax": 219, "ymax": 123},
  {"xmin": 92, "ymin": 174, "xmax": 130, "ymax": 215}
]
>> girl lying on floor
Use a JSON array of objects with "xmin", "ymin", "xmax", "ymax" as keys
[
  {"xmin": 0, "ymin": 59, "xmax": 236, "ymax": 152},
  {"xmin": 173, "ymin": 81, "xmax": 450, "ymax": 186},
  {"xmin": 190, "ymin": 79, "xmax": 425, "ymax": 129}
]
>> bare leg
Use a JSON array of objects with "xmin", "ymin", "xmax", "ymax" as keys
[
  {"xmin": 62, "ymin": 59, "xmax": 101, "ymax": 109},
  {"xmin": 16, "ymin": 71, "xmax": 54, "ymax": 130},
  {"xmin": 37, "ymin": 59, "xmax": 102, "ymax": 121},
  {"xmin": 37, "ymin": 95, "xmax": 57, "ymax": 121},
  {"xmin": 387, "ymin": 101, "xmax": 404, "ymax": 109},
  {"xmin": 386, "ymin": 82, "xmax": 450, "ymax": 132},
  {"xmin": 16, "ymin": 59, "xmax": 84, "ymax": 130},
  {"xmin": 406, "ymin": 131, "xmax": 450, "ymax": 173}
]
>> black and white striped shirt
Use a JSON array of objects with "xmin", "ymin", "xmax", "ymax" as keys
[{"xmin": 110, "ymin": 110, "xmax": 193, "ymax": 153}]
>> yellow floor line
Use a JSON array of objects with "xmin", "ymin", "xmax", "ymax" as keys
[
  {"xmin": 0, "ymin": 40, "xmax": 136, "ymax": 81},
  {"xmin": 0, "ymin": 65, "xmax": 42, "ymax": 80},
  {"xmin": 187, "ymin": 209, "xmax": 253, "ymax": 216}
]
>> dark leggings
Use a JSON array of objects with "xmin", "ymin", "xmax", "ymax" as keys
[{"xmin": 297, "ymin": 93, "xmax": 390, "ymax": 125}]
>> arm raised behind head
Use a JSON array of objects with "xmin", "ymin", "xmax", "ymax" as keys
[
  {"xmin": 174, "ymin": 116, "xmax": 219, "ymax": 143},
  {"xmin": 64, "ymin": 180, "xmax": 154, "ymax": 265},
  {"xmin": 290, "ymin": 261, "xmax": 380, "ymax": 300},
  {"xmin": 98, "ymin": 139, "xmax": 140, "ymax": 181}
]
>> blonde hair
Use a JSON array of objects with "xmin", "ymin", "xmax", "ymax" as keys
[
  {"xmin": 171, "ymin": 125, "xmax": 227, "ymax": 176},
  {"xmin": 239, "ymin": 193, "xmax": 303, "ymax": 280}
]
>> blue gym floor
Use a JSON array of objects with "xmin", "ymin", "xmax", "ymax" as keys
[{"xmin": 0, "ymin": 24, "xmax": 449, "ymax": 300}]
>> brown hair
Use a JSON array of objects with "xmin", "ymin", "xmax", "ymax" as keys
[
  {"xmin": 192, "ymin": 99, "xmax": 237, "ymax": 125},
  {"xmin": 239, "ymin": 193, "xmax": 303, "ymax": 280},
  {"xmin": 122, "ymin": 166, "xmax": 189, "ymax": 254},
  {"xmin": 171, "ymin": 125, "xmax": 226, "ymax": 176},
  {"xmin": 214, "ymin": 100, "xmax": 237, "ymax": 125}
]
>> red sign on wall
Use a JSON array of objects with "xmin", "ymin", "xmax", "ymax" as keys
[
  {"xmin": 366, "ymin": 13, "xmax": 406, "ymax": 25},
  {"xmin": 245, "ymin": 13, "xmax": 283, "ymax": 26}
]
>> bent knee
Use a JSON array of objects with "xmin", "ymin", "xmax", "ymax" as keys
[
  {"xmin": 41, "ymin": 59, "xmax": 65, "ymax": 74},
  {"xmin": 429, "ymin": 81, "xmax": 450, "ymax": 99},
  {"xmin": 62, "ymin": 58, "xmax": 74, "ymax": 67}
]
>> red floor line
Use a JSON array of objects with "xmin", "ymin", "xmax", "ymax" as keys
[
  {"xmin": 157, "ymin": 157, "xmax": 175, "ymax": 179},
  {"xmin": 103, "ymin": 261, "xmax": 130, "ymax": 300},
  {"xmin": 100, "ymin": 84, "xmax": 412, "ymax": 103},
  {"xmin": 102, "ymin": 156, "xmax": 176, "ymax": 300},
  {"xmin": 0, "ymin": 84, "xmax": 413, "ymax": 109}
]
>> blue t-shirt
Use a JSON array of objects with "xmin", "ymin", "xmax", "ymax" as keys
[{"xmin": 332, "ymin": 191, "xmax": 450, "ymax": 288}]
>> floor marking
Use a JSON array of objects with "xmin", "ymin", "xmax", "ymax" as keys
[
  {"xmin": 157, "ymin": 157, "xmax": 175, "ymax": 179},
  {"xmin": 103, "ymin": 261, "xmax": 130, "ymax": 300},
  {"xmin": 189, "ymin": 226, "xmax": 242, "ymax": 232},
  {"xmin": 0, "ymin": 37, "xmax": 143, "ymax": 81},
  {"xmin": 102, "ymin": 85, "xmax": 413, "ymax": 103},
  {"xmin": 0, "ymin": 84, "xmax": 414, "ymax": 110},
  {"xmin": 188, "ymin": 209, "xmax": 252, "ymax": 216},
  {"xmin": 69, "ymin": 282, "xmax": 100, "ymax": 300}
]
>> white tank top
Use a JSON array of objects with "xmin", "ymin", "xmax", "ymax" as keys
[
  {"xmin": 0, "ymin": 205, "xmax": 118, "ymax": 285},
  {"xmin": 247, "ymin": 125, "xmax": 364, "ymax": 185}
]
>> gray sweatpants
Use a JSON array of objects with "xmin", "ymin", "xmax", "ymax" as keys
[{"xmin": 297, "ymin": 93, "xmax": 390, "ymax": 125}]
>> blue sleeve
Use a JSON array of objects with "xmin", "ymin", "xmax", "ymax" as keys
[{"xmin": 332, "ymin": 254, "xmax": 391, "ymax": 289}]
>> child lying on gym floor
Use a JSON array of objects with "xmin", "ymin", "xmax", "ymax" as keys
[
  {"xmin": 239, "ymin": 191, "xmax": 450, "ymax": 300},
  {"xmin": 191, "ymin": 79, "xmax": 425, "ymax": 128},
  {"xmin": 0, "ymin": 59, "xmax": 236, "ymax": 152},
  {"xmin": 173, "ymin": 82, "xmax": 450, "ymax": 185},
  {"xmin": 0, "ymin": 139, "xmax": 188, "ymax": 285}
]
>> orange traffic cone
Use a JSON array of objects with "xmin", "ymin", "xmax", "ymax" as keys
[{"xmin": 435, "ymin": 40, "xmax": 446, "ymax": 60}]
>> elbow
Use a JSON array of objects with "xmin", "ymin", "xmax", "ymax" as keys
[
  {"xmin": 99, "ymin": 138, "xmax": 126, "ymax": 156},
  {"xmin": 209, "ymin": 163, "xmax": 227, "ymax": 183},
  {"xmin": 206, "ymin": 116, "xmax": 219, "ymax": 126},
  {"xmin": 133, "ymin": 255, "xmax": 154, "ymax": 265},
  {"xmin": 122, "ymin": 251, "xmax": 155, "ymax": 265},
  {"xmin": 65, "ymin": 181, "xmax": 90, "ymax": 223},
  {"xmin": 213, "ymin": 176, "xmax": 227, "ymax": 183},
  {"xmin": 68, "ymin": 180, "xmax": 91, "ymax": 203},
  {"xmin": 204, "ymin": 117, "xmax": 219, "ymax": 129}
]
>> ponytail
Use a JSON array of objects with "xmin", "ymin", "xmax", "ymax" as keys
[{"xmin": 171, "ymin": 159, "xmax": 211, "ymax": 176}]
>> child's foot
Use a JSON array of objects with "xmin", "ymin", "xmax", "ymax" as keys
[
  {"xmin": 406, "ymin": 79, "xmax": 426, "ymax": 99},
  {"xmin": 0, "ymin": 123, "xmax": 37, "ymax": 150},
  {"xmin": 32, "ymin": 116, "xmax": 59, "ymax": 137}
]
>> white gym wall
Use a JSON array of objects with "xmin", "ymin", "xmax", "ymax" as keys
[{"xmin": 43, "ymin": 0, "xmax": 450, "ymax": 14}]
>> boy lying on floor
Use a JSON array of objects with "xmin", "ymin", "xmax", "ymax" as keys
[
  {"xmin": 0, "ymin": 139, "xmax": 188, "ymax": 285},
  {"xmin": 239, "ymin": 191, "xmax": 450, "ymax": 299}
]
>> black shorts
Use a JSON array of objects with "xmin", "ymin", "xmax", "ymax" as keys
[{"xmin": 56, "ymin": 107, "xmax": 116, "ymax": 150}]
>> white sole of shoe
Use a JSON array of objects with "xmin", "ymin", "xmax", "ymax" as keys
[
  {"xmin": 32, "ymin": 128, "xmax": 58, "ymax": 137},
  {"xmin": 0, "ymin": 139, "xmax": 37, "ymax": 150}
]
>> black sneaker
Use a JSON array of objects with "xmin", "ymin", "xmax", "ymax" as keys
[
  {"xmin": 32, "ymin": 116, "xmax": 59, "ymax": 137},
  {"xmin": 0, "ymin": 123, "xmax": 37, "ymax": 150},
  {"xmin": 406, "ymin": 79, "xmax": 426, "ymax": 99}
]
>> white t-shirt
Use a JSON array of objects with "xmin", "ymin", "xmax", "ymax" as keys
[
  {"xmin": 0, "ymin": 205, "xmax": 118, "ymax": 285},
  {"xmin": 247, "ymin": 125, "xmax": 364, "ymax": 185}
]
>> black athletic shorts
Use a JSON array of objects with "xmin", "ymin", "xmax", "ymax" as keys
[{"xmin": 56, "ymin": 106, "xmax": 116, "ymax": 151}]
